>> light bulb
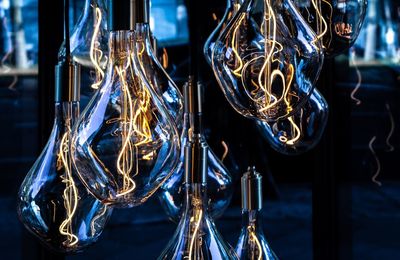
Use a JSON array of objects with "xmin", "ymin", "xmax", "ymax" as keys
[
  {"xmin": 293, "ymin": 0, "xmax": 367, "ymax": 58},
  {"xmin": 256, "ymin": 88, "xmax": 328, "ymax": 155},
  {"xmin": 203, "ymin": 0, "xmax": 242, "ymax": 65},
  {"xmin": 70, "ymin": 0, "xmax": 108, "ymax": 69},
  {"xmin": 158, "ymin": 137, "xmax": 238, "ymax": 259},
  {"xmin": 17, "ymin": 60, "xmax": 112, "ymax": 253},
  {"xmin": 134, "ymin": 22, "xmax": 184, "ymax": 129},
  {"xmin": 212, "ymin": 0, "xmax": 324, "ymax": 122},
  {"xmin": 235, "ymin": 167, "xmax": 278, "ymax": 260},
  {"xmin": 158, "ymin": 85, "xmax": 233, "ymax": 222},
  {"xmin": 71, "ymin": 30, "xmax": 180, "ymax": 208}
]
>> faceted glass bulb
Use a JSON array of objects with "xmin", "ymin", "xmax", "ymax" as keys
[
  {"xmin": 293, "ymin": 0, "xmax": 367, "ymax": 58},
  {"xmin": 203, "ymin": 0, "xmax": 242, "ymax": 65},
  {"xmin": 212, "ymin": 0, "xmax": 324, "ymax": 122},
  {"xmin": 71, "ymin": 31, "xmax": 180, "ymax": 208},
  {"xmin": 134, "ymin": 23, "xmax": 184, "ymax": 129},
  {"xmin": 158, "ymin": 183, "xmax": 238, "ymax": 260},
  {"xmin": 158, "ymin": 113, "xmax": 234, "ymax": 222},
  {"xmin": 70, "ymin": 0, "xmax": 108, "ymax": 68},
  {"xmin": 17, "ymin": 102, "xmax": 112, "ymax": 253},
  {"xmin": 235, "ymin": 211, "xmax": 278, "ymax": 260},
  {"xmin": 256, "ymin": 89, "xmax": 328, "ymax": 155}
]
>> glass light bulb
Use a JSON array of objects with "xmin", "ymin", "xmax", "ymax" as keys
[
  {"xmin": 70, "ymin": 0, "xmax": 108, "ymax": 68},
  {"xmin": 204, "ymin": 0, "xmax": 242, "ymax": 65},
  {"xmin": 71, "ymin": 31, "xmax": 180, "ymax": 208},
  {"xmin": 236, "ymin": 167, "xmax": 278, "ymax": 260},
  {"xmin": 134, "ymin": 23, "xmax": 184, "ymax": 129},
  {"xmin": 236, "ymin": 211, "xmax": 278, "ymax": 260},
  {"xmin": 17, "ymin": 100, "xmax": 112, "ymax": 253},
  {"xmin": 158, "ymin": 112, "xmax": 234, "ymax": 222},
  {"xmin": 158, "ymin": 183, "xmax": 238, "ymax": 260},
  {"xmin": 293, "ymin": 0, "xmax": 367, "ymax": 58},
  {"xmin": 256, "ymin": 88, "xmax": 328, "ymax": 155},
  {"xmin": 212, "ymin": 0, "xmax": 324, "ymax": 122}
]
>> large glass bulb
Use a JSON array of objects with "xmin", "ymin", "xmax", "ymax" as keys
[
  {"xmin": 71, "ymin": 31, "xmax": 180, "ymax": 208},
  {"xmin": 294, "ymin": 0, "xmax": 367, "ymax": 58},
  {"xmin": 134, "ymin": 23, "xmax": 184, "ymax": 129},
  {"xmin": 158, "ymin": 175, "xmax": 237, "ymax": 259},
  {"xmin": 203, "ymin": 0, "xmax": 242, "ymax": 64},
  {"xmin": 235, "ymin": 167, "xmax": 278, "ymax": 260},
  {"xmin": 256, "ymin": 88, "xmax": 328, "ymax": 155},
  {"xmin": 17, "ymin": 63, "xmax": 112, "ymax": 253},
  {"xmin": 212, "ymin": 0, "xmax": 324, "ymax": 122},
  {"xmin": 70, "ymin": 0, "xmax": 108, "ymax": 68},
  {"xmin": 158, "ymin": 108, "xmax": 233, "ymax": 222}
]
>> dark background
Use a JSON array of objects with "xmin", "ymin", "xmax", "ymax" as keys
[{"xmin": 0, "ymin": 0, "xmax": 399, "ymax": 259}]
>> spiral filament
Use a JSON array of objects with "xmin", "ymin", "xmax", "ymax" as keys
[
  {"xmin": 90, "ymin": 6, "xmax": 106, "ymax": 89},
  {"xmin": 310, "ymin": 0, "xmax": 330, "ymax": 49},
  {"xmin": 57, "ymin": 120, "xmax": 79, "ymax": 247},
  {"xmin": 278, "ymin": 116, "xmax": 302, "ymax": 146},
  {"xmin": 247, "ymin": 225, "xmax": 262, "ymax": 260}
]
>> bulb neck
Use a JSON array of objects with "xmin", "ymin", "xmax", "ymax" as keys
[
  {"xmin": 54, "ymin": 101, "xmax": 80, "ymax": 128},
  {"xmin": 241, "ymin": 209, "xmax": 264, "ymax": 235},
  {"xmin": 184, "ymin": 183, "xmax": 208, "ymax": 213},
  {"xmin": 107, "ymin": 30, "xmax": 132, "ymax": 67}
]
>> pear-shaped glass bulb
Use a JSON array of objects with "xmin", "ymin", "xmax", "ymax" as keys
[
  {"xmin": 71, "ymin": 31, "xmax": 180, "ymax": 208},
  {"xmin": 204, "ymin": 0, "xmax": 242, "ymax": 65},
  {"xmin": 158, "ymin": 112, "xmax": 234, "ymax": 222},
  {"xmin": 236, "ymin": 168, "xmax": 278, "ymax": 260},
  {"xmin": 256, "ymin": 88, "xmax": 328, "ymax": 155},
  {"xmin": 17, "ymin": 89, "xmax": 112, "ymax": 253},
  {"xmin": 212, "ymin": 0, "xmax": 324, "ymax": 122},
  {"xmin": 294, "ymin": 0, "xmax": 367, "ymax": 58},
  {"xmin": 158, "ymin": 182, "xmax": 238, "ymax": 259},
  {"xmin": 134, "ymin": 23, "xmax": 184, "ymax": 129},
  {"xmin": 70, "ymin": 0, "xmax": 108, "ymax": 68}
]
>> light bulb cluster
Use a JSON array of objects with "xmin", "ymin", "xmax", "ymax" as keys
[
  {"xmin": 17, "ymin": 0, "xmax": 367, "ymax": 256},
  {"xmin": 207, "ymin": 0, "xmax": 366, "ymax": 154}
]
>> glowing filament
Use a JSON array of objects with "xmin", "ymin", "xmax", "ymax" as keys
[
  {"xmin": 90, "ymin": 7, "xmax": 105, "ymax": 89},
  {"xmin": 247, "ymin": 225, "xmax": 262, "ymax": 260}
]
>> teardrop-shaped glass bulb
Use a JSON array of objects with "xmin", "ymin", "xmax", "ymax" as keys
[
  {"xmin": 293, "ymin": 0, "xmax": 367, "ymax": 58},
  {"xmin": 70, "ymin": 0, "xmax": 108, "ymax": 68},
  {"xmin": 204, "ymin": 0, "xmax": 242, "ymax": 65},
  {"xmin": 134, "ymin": 23, "xmax": 184, "ymax": 130},
  {"xmin": 17, "ymin": 84, "xmax": 112, "ymax": 253},
  {"xmin": 256, "ymin": 89, "xmax": 328, "ymax": 155},
  {"xmin": 158, "ymin": 111, "xmax": 234, "ymax": 222},
  {"xmin": 71, "ymin": 31, "xmax": 180, "ymax": 208},
  {"xmin": 212, "ymin": 0, "xmax": 324, "ymax": 122},
  {"xmin": 235, "ymin": 168, "xmax": 278, "ymax": 260},
  {"xmin": 158, "ymin": 182, "xmax": 238, "ymax": 259}
]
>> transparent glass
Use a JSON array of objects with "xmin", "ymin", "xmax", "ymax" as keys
[
  {"xmin": 158, "ymin": 112, "xmax": 234, "ymax": 222},
  {"xmin": 70, "ymin": 0, "xmax": 108, "ymax": 68},
  {"xmin": 235, "ymin": 210, "xmax": 278, "ymax": 260},
  {"xmin": 158, "ymin": 183, "xmax": 238, "ymax": 260},
  {"xmin": 256, "ymin": 88, "xmax": 328, "ymax": 155},
  {"xmin": 294, "ymin": 0, "xmax": 367, "ymax": 58},
  {"xmin": 71, "ymin": 31, "xmax": 180, "ymax": 208},
  {"xmin": 203, "ymin": 0, "xmax": 242, "ymax": 65},
  {"xmin": 212, "ymin": 0, "xmax": 324, "ymax": 122},
  {"xmin": 17, "ymin": 102, "xmax": 112, "ymax": 253},
  {"xmin": 134, "ymin": 23, "xmax": 184, "ymax": 129}
]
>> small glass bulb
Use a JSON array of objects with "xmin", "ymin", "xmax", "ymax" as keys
[
  {"xmin": 256, "ymin": 89, "xmax": 328, "ymax": 155},
  {"xmin": 17, "ymin": 64, "xmax": 112, "ymax": 252},
  {"xmin": 293, "ymin": 0, "xmax": 367, "ymax": 58},
  {"xmin": 70, "ymin": 0, "xmax": 108, "ymax": 68},
  {"xmin": 71, "ymin": 31, "xmax": 180, "ymax": 208},
  {"xmin": 235, "ymin": 167, "xmax": 278, "ymax": 260},
  {"xmin": 212, "ymin": 0, "xmax": 324, "ymax": 122},
  {"xmin": 158, "ymin": 182, "xmax": 237, "ymax": 259}
]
